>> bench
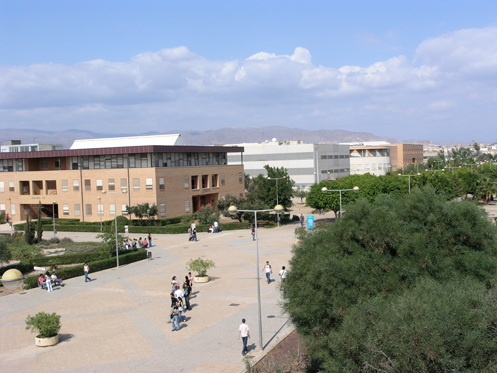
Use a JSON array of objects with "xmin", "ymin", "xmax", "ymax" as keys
[{"xmin": 38, "ymin": 280, "xmax": 64, "ymax": 290}]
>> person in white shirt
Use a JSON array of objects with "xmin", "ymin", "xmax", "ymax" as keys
[
  {"xmin": 262, "ymin": 261, "xmax": 272, "ymax": 284},
  {"xmin": 51, "ymin": 273, "xmax": 63, "ymax": 286},
  {"xmin": 214, "ymin": 221, "xmax": 219, "ymax": 233},
  {"xmin": 238, "ymin": 318, "xmax": 250, "ymax": 355},
  {"xmin": 279, "ymin": 266, "xmax": 287, "ymax": 297}
]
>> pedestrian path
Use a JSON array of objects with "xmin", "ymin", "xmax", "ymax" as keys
[{"xmin": 0, "ymin": 223, "xmax": 297, "ymax": 373}]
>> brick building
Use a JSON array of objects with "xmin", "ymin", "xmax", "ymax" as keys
[{"xmin": 0, "ymin": 135, "xmax": 245, "ymax": 223}]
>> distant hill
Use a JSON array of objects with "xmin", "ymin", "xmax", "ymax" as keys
[{"xmin": 0, "ymin": 127, "xmax": 409, "ymax": 149}]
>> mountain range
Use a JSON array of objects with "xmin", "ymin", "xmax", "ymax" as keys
[{"xmin": 0, "ymin": 127, "xmax": 427, "ymax": 149}]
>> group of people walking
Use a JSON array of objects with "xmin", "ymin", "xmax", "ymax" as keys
[{"xmin": 168, "ymin": 272, "xmax": 194, "ymax": 331}]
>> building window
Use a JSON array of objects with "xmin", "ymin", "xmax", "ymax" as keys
[
  {"xmin": 96, "ymin": 179, "xmax": 103, "ymax": 191},
  {"xmin": 212, "ymin": 174, "xmax": 218, "ymax": 187},
  {"xmin": 0, "ymin": 204, "xmax": 4, "ymax": 214},
  {"xmin": 121, "ymin": 178, "xmax": 127, "ymax": 191},
  {"xmin": 184, "ymin": 177, "xmax": 189, "ymax": 189},
  {"xmin": 55, "ymin": 160, "xmax": 60, "ymax": 168},
  {"xmin": 122, "ymin": 204, "xmax": 128, "ymax": 215},
  {"xmin": 133, "ymin": 178, "xmax": 140, "ymax": 191},
  {"xmin": 73, "ymin": 180, "xmax": 79, "ymax": 191},
  {"xmin": 74, "ymin": 204, "xmax": 81, "ymax": 216},
  {"xmin": 11, "ymin": 204, "xmax": 16, "ymax": 215},
  {"xmin": 42, "ymin": 161, "xmax": 48, "ymax": 169},
  {"xmin": 146, "ymin": 178, "xmax": 153, "ymax": 190},
  {"xmin": 108, "ymin": 179, "xmax": 115, "ymax": 191},
  {"xmin": 63, "ymin": 204, "xmax": 69, "ymax": 216},
  {"xmin": 202, "ymin": 175, "xmax": 208, "ymax": 189},
  {"xmin": 365, "ymin": 164, "xmax": 370, "ymax": 171},
  {"xmin": 0, "ymin": 182, "xmax": 4, "ymax": 192},
  {"xmin": 86, "ymin": 204, "xmax": 92, "ymax": 215},
  {"xmin": 9, "ymin": 181, "xmax": 14, "ymax": 192},
  {"xmin": 185, "ymin": 200, "xmax": 190, "ymax": 213},
  {"xmin": 160, "ymin": 204, "xmax": 166, "ymax": 216},
  {"xmin": 84, "ymin": 179, "xmax": 91, "ymax": 191},
  {"xmin": 98, "ymin": 204, "xmax": 103, "ymax": 216},
  {"xmin": 239, "ymin": 173, "xmax": 243, "ymax": 184},
  {"xmin": 62, "ymin": 180, "xmax": 68, "ymax": 192},
  {"xmin": 159, "ymin": 177, "xmax": 165, "ymax": 191},
  {"xmin": 110, "ymin": 204, "xmax": 116, "ymax": 216},
  {"xmin": 221, "ymin": 174, "xmax": 225, "ymax": 186},
  {"xmin": 191, "ymin": 176, "xmax": 198, "ymax": 190}
]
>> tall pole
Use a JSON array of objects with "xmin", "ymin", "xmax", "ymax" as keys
[
  {"xmin": 339, "ymin": 190, "xmax": 342, "ymax": 218},
  {"xmin": 52, "ymin": 201, "xmax": 56, "ymax": 238},
  {"xmin": 114, "ymin": 193, "xmax": 119, "ymax": 267},
  {"xmin": 254, "ymin": 211, "xmax": 263, "ymax": 350},
  {"xmin": 276, "ymin": 179, "xmax": 279, "ymax": 227},
  {"xmin": 97, "ymin": 197, "xmax": 102, "ymax": 232}
]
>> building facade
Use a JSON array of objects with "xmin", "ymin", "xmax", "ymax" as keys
[
  {"xmin": 349, "ymin": 145, "xmax": 391, "ymax": 176},
  {"xmin": 0, "ymin": 135, "xmax": 244, "ymax": 223},
  {"xmin": 227, "ymin": 140, "xmax": 350, "ymax": 187},
  {"xmin": 388, "ymin": 144, "xmax": 424, "ymax": 171}
]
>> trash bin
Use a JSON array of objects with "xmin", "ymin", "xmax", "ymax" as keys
[
  {"xmin": 124, "ymin": 225, "xmax": 129, "ymax": 233},
  {"xmin": 147, "ymin": 251, "xmax": 152, "ymax": 260}
]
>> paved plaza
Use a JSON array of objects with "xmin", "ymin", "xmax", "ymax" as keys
[{"xmin": 0, "ymin": 223, "xmax": 298, "ymax": 373}]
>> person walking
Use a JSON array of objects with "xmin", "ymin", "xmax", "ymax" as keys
[
  {"xmin": 300, "ymin": 214, "xmax": 304, "ymax": 227},
  {"xmin": 238, "ymin": 318, "xmax": 250, "ymax": 355},
  {"xmin": 262, "ymin": 261, "xmax": 272, "ymax": 284},
  {"xmin": 84, "ymin": 262, "xmax": 92, "ymax": 282},
  {"xmin": 251, "ymin": 226, "xmax": 256, "ymax": 241},
  {"xmin": 148, "ymin": 232, "xmax": 152, "ymax": 247},
  {"xmin": 192, "ymin": 227, "xmax": 198, "ymax": 241},
  {"xmin": 279, "ymin": 266, "xmax": 287, "ymax": 297},
  {"xmin": 171, "ymin": 303, "xmax": 180, "ymax": 331},
  {"xmin": 183, "ymin": 276, "xmax": 192, "ymax": 311},
  {"xmin": 214, "ymin": 221, "xmax": 219, "ymax": 233}
]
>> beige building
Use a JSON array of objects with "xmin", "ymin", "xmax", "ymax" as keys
[
  {"xmin": 388, "ymin": 144, "xmax": 424, "ymax": 171},
  {"xmin": 0, "ymin": 135, "xmax": 245, "ymax": 223},
  {"xmin": 349, "ymin": 144, "xmax": 391, "ymax": 176}
]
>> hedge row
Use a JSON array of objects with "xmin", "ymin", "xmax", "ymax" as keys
[{"xmin": 23, "ymin": 249, "xmax": 147, "ymax": 290}]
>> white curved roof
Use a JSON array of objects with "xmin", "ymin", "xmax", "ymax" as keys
[{"xmin": 70, "ymin": 134, "xmax": 185, "ymax": 149}]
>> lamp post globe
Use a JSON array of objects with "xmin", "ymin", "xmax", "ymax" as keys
[{"xmin": 1, "ymin": 269, "xmax": 24, "ymax": 290}]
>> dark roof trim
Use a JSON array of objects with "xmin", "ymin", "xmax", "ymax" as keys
[{"xmin": 0, "ymin": 145, "xmax": 244, "ymax": 160}]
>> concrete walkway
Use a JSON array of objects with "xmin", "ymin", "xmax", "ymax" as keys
[{"xmin": 0, "ymin": 223, "xmax": 298, "ymax": 373}]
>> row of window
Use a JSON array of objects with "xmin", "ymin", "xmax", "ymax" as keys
[
  {"xmin": 320, "ymin": 168, "xmax": 350, "ymax": 174},
  {"xmin": 58, "ymin": 203, "xmax": 168, "ymax": 217},
  {"xmin": 320, "ymin": 154, "xmax": 350, "ymax": 159},
  {"xmin": 0, "ymin": 203, "xmax": 16, "ymax": 215},
  {"xmin": 351, "ymin": 149, "xmax": 390, "ymax": 157},
  {"xmin": 0, "ymin": 181, "xmax": 15, "ymax": 192},
  {"xmin": 354, "ymin": 163, "xmax": 391, "ymax": 171},
  {"xmin": 69, "ymin": 152, "xmax": 228, "ymax": 170},
  {"xmin": 1, "ymin": 173, "xmax": 239, "ymax": 193}
]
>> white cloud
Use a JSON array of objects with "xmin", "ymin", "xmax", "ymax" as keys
[{"xmin": 1, "ymin": 28, "xmax": 497, "ymax": 142}]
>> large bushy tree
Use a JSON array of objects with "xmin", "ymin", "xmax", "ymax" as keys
[
  {"xmin": 284, "ymin": 186, "xmax": 497, "ymax": 371},
  {"xmin": 252, "ymin": 165, "xmax": 295, "ymax": 209}
]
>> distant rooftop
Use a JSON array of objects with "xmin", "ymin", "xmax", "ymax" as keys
[
  {"xmin": 340, "ymin": 141, "xmax": 391, "ymax": 146},
  {"xmin": 70, "ymin": 134, "xmax": 185, "ymax": 149}
]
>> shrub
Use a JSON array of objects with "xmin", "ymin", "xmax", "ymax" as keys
[
  {"xmin": 186, "ymin": 257, "xmax": 215, "ymax": 277},
  {"xmin": 0, "ymin": 212, "xmax": 5, "ymax": 224},
  {"xmin": 24, "ymin": 216, "xmax": 36, "ymax": 245},
  {"xmin": 25, "ymin": 312, "xmax": 61, "ymax": 338},
  {"xmin": 9, "ymin": 243, "xmax": 43, "ymax": 260}
]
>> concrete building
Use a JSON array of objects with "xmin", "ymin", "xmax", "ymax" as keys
[
  {"xmin": 227, "ymin": 140, "xmax": 350, "ymax": 187},
  {"xmin": 0, "ymin": 135, "xmax": 244, "ymax": 223},
  {"xmin": 1, "ymin": 140, "xmax": 63, "ymax": 153},
  {"xmin": 348, "ymin": 144, "xmax": 391, "ymax": 176}
]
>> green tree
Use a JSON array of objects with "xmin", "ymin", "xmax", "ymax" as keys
[
  {"xmin": 252, "ymin": 165, "xmax": 295, "ymax": 209},
  {"xmin": 36, "ymin": 201, "xmax": 43, "ymax": 243},
  {"xmin": 0, "ymin": 236, "xmax": 11, "ymax": 263},
  {"xmin": 24, "ymin": 216, "xmax": 35, "ymax": 245},
  {"xmin": 244, "ymin": 172, "xmax": 251, "ymax": 191},
  {"xmin": 96, "ymin": 220, "xmax": 127, "ymax": 257},
  {"xmin": 294, "ymin": 186, "xmax": 308, "ymax": 203},
  {"xmin": 216, "ymin": 194, "xmax": 270, "ymax": 223},
  {"xmin": 198, "ymin": 205, "xmax": 220, "ymax": 225},
  {"xmin": 283, "ymin": 186, "xmax": 497, "ymax": 371}
]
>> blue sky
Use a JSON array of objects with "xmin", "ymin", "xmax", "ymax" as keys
[{"xmin": 1, "ymin": 0, "xmax": 497, "ymax": 143}]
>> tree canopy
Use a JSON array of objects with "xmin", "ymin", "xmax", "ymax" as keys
[{"xmin": 284, "ymin": 186, "xmax": 497, "ymax": 371}]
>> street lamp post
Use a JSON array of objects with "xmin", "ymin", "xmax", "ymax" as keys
[
  {"xmin": 267, "ymin": 176, "xmax": 286, "ymax": 227},
  {"xmin": 398, "ymin": 173, "xmax": 420, "ymax": 194},
  {"xmin": 96, "ymin": 197, "xmax": 103, "ymax": 232},
  {"xmin": 52, "ymin": 201, "xmax": 57, "ymax": 238},
  {"xmin": 6, "ymin": 198, "xmax": 12, "ymax": 231},
  {"xmin": 102, "ymin": 189, "xmax": 127, "ymax": 267},
  {"xmin": 321, "ymin": 186, "xmax": 360, "ymax": 218},
  {"xmin": 228, "ymin": 204, "xmax": 284, "ymax": 351}
]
